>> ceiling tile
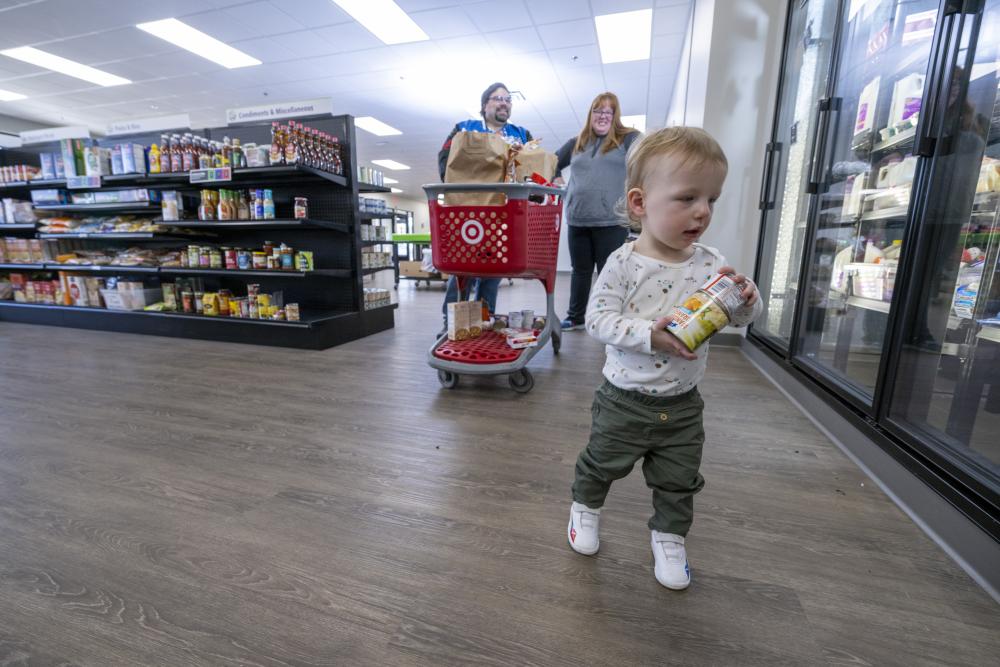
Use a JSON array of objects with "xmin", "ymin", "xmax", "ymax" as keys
[
  {"xmin": 547, "ymin": 44, "xmax": 603, "ymax": 70},
  {"xmin": 261, "ymin": 0, "xmax": 354, "ymax": 27},
  {"xmin": 652, "ymin": 34, "xmax": 685, "ymax": 61},
  {"xmin": 526, "ymin": 0, "xmax": 591, "ymax": 24},
  {"xmin": 409, "ymin": 7, "xmax": 479, "ymax": 39},
  {"xmin": 591, "ymin": 0, "xmax": 656, "ymax": 14},
  {"xmin": 280, "ymin": 30, "xmax": 342, "ymax": 58},
  {"xmin": 654, "ymin": 3, "xmax": 690, "ymax": 34},
  {"xmin": 485, "ymin": 27, "xmax": 544, "ymax": 56},
  {"xmin": 462, "ymin": 1, "xmax": 533, "ymax": 32},
  {"xmin": 312, "ymin": 22, "xmax": 385, "ymax": 54},
  {"xmin": 603, "ymin": 60, "xmax": 650, "ymax": 81},
  {"xmin": 537, "ymin": 19, "xmax": 596, "ymax": 50}
]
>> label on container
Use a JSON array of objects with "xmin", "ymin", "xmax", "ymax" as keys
[
  {"xmin": 189, "ymin": 168, "xmax": 232, "ymax": 184},
  {"xmin": 67, "ymin": 175, "xmax": 101, "ymax": 189}
]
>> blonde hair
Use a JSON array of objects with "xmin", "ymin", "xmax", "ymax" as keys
[
  {"xmin": 621, "ymin": 126, "xmax": 728, "ymax": 232},
  {"xmin": 574, "ymin": 92, "xmax": 638, "ymax": 155}
]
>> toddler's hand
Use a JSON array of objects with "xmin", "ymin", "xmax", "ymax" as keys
[
  {"xmin": 718, "ymin": 266, "xmax": 759, "ymax": 306},
  {"xmin": 651, "ymin": 316, "xmax": 698, "ymax": 360}
]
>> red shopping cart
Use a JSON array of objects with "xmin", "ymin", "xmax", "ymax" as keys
[{"xmin": 423, "ymin": 182, "xmax": 565, "ymax": 393}]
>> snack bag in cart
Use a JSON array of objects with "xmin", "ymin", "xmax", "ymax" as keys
[{"xmin": 665, "ymin": 274, "xmax": 747, "ymax": 351}]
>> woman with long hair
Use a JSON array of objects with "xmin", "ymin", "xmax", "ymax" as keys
[{"xmin": 554, "ymin": 92, "xmax": 641, "ymax": 330}]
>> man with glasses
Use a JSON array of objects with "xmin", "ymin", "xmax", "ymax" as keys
[{"xmin": 436, "ymin": 82, "xmax": 534, "ymax": 333}]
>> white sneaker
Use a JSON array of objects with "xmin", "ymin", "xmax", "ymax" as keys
[
  {"xmin": 567, "ymin": 502, "xmax": 601, "ymax": 555},
  {"xmin": 651, "ymin": 531, "xmax": 690, "ymax": 590}
]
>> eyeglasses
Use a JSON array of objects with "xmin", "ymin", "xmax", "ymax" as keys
[
  {"xmin": 488, "ymin": 95, "xmax": 513, "ymax": 104},
  {"xmin": 592, "ymin": 110, "xmax": 614, "ymax": 117}
]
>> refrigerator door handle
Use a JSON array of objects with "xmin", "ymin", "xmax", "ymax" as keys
[
  {"xmin": 807, "ymin": 98, "xmax": 835, "ymax": 194},
  {"xmin": 758, "ymin": 142, "xmax": 778, "ymax": 210},
  {"xmin": 915, "ymin": 1, "xmax": 970, "ymax": 156}
]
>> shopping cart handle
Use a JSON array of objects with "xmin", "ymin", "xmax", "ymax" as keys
[{"xmin": 422, "ymin": 183, "xmax": 566, "ymax": 199}]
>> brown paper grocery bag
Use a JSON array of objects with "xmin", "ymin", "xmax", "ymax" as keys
[
  {"xmin": 444, "ymin": 131, "xmax": 507, "ymax": 205},
  {"xmin": 513, "ymin": 146, "xmax": 558, "ymax": 183}
]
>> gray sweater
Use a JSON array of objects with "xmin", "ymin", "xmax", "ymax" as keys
[{"xmin": 555, "ymin": 131, "xmax": 640, "ymax": 227}]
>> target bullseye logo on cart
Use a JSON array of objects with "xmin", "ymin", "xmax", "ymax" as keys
[{"xmin": 460, "ymin": 219, "xmax": 485, "ymax": 245}]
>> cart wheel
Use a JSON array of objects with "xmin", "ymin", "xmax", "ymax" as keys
[
  {"xmin": 438, "ymin": 370, "xmax": 459, "ymax": 389},
  {"xmin": 508, "ymin": 369, "xmax": 534, "ymax": 393},
  {"xmin": 552, "ymin": 334, "xmax": 561, "ymax": 355}
]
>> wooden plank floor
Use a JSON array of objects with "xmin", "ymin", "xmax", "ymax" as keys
[{"xmin": 1, "ymin": 276, "xmax": 997, "ymax": 666}]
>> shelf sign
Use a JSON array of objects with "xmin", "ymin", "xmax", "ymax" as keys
[
  {"xmin": 106, "ymin": 113, "xmax": 191, "ymax": 137},
  {"xmin": 67, "ymin": 175, "xmax": 101, "ymax": 189},
  {"xmin": 226, "ymin": 98, "xmax": 332, "ymax": 125},
  {"xmin": 189, "ymin": 167, "xmax": 232, "ymax": 184},
  {"xmin": 19, "ymin": 125, "xmax": 91, "ymax": 145}
]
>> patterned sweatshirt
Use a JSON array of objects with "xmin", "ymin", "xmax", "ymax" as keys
[{"xmin": 586, "ymin": 241, "xmax": 762, "ymax": 395}]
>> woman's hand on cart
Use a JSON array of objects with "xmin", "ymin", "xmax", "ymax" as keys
[{"xmin": 651, "ymin": 316, "xmax": 698, "ymax": 360}]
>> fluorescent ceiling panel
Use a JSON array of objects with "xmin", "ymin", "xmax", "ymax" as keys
[
  {"xmin": 137, "ymin": 19, "xmax": 262, "ymax": 69},
  {"xmin": 621, "ymin": 114, "xmax": 646, "ymax": 132},
  {"xmin": 372, "ymin": 159, "xmax": 410, "ymax": 170},
  {"xmin": 390, "ymin": 187, "xmax": 403, "ymax": 193},
  {"xmin": 332, "ymin": 0, "xmax": 429, "ymax": 45},
  {"xmin": 595, "ymin": 9, "xmax": 652, "ymax": 64},
  {"xmin": 383, "ymin": 177, "xmax": 399, "ymax": 184},
  {"xmin": 0, "ymin": 88, "xmax": 27, "ymax": 101},
  {"xmin": 0, "ymin": 46, "xmax": 131, "ymax": 86},
  {"xmin": 355, "ymin": 116, "xmax": 402, "ymax": 136}
]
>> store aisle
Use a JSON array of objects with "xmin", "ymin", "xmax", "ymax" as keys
[{"xmin": 0, "ymin": 276, "xmax": 997, "ymax": 666}]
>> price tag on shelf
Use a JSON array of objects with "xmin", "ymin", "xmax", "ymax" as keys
[
  {"xmin": 67, "ymin": 176, "xmax": 101, "ymax": 189},
  {"xmin": 189, "ymin": 168, "xmax": 232, "ymax": 184}
]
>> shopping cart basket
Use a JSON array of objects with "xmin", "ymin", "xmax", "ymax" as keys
[{"xmin": 423, "ymin": 182, "xmax": 565, "ymax": 393}]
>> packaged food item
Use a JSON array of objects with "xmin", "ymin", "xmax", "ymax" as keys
[
  {"xmin": 202, "ymin": 292, "xmax": 219, "ymax": 316},
  {"xmin": 161, "ymin": 190, "xmax": 183, "ymax": 221},
  {"xmin": 665, "ymin": 274, "xmax": 748, "ymax": 351},
  {"xmin": 162, "ymin": 283, "xmax": 178, "ymax": 311},
  {"xmin": 295, "ymin": 250, "xmax": 314, "ymax": 271},
  {"xmin": 506, "ymin": 331, "xmax": 539, "ymax": 349},
  {"xmin": 509, "ymin": 311, "xmax": 524, "ymax": 329},
  {"xmin": 252, "ymin": 251, "xmax": 267, "ymax": 269},
  {"xmin": 286, "ymin": 303, "xmax": 300, "ymax": 321},
  {"xmin": 294, "ymin": 197, "xmax": 308, "ymax": 219}
]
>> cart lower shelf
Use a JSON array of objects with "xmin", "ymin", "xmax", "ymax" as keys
[{"xmin": 433, "ymin": 330, "xmax": 525, "ymax": 364}]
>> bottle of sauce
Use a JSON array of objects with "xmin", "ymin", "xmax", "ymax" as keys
[
  {"xmin": 284, "ymin": 122, "xmax": 297, "ymax": 165},
  {"xmin": 236, "ymin": 190, "xmax": 250, "ymax": 220},
  {"xmin": 263, "ymin": 190, "xmax": 275, "ymax": 220},
  {"xmin": 149, "ymin": 144, "xmax": 161, "ymax": 174},
  {"xmin": 222, "ymin": 137, "xmax": 232, "ymax": 167},
  {"xmin": 181, "ymin": 133, "xmax": 194, "ymax": 172},
  {"xmin": 169, "ymin": 134, "xmax": 183, "ymax": 173},
  {"xmin": 270, "ymin": 122, "xmax": 282, "ymax": 165},
  {"xmin": 254, "ymin": 189, "xmax": 264, "ymax": 220},
  {"xmin": 232, "ymin": 138, "xmax": 245, "ymax": 169}
]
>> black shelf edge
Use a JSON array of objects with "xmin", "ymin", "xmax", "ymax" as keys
[
  {"xmin": 34, "ymin": 203, "xmax": 161, "ymax": 213},
  {"xmin": 363, "ymin": 303, "xmax": 399, "ymax": 313},
  {"xmin": 46, "ymin": 264, "xmax": 159, "ymax": 274},
  {"xmin": 37, "ymin": 232, "xmax": 189, "ymax": 240},
  {"xmin": 361, "ymin": 266, "xmax": 394, "ymax": 275},
  {"xmin": 0, "ymin": 263, "xmax": 47, "ymax": 270},
  {"xmin": 0, "ymin": 224, "xmax": 39, "ymax": 232},
  {"xmin": 359, "ymin": 211, "xmax": 395, "ymax": 219},
  {"xmin": 160, "ymin": 267, "xmax": 349, "ymax": 278},
  {"xmin": 0, "ymin": 300, "xmax": 355, "ymax": 329},
  {"xmin": 359, "ymin": 184, "xmax": 391, "ymax": 193},
  {"xmin": 0, "ymin": 179, "xmax": 67, "ymax": 190},
  {"xmin": 159, "ymin": 218, "xmax": 350, "ymax": 233}
]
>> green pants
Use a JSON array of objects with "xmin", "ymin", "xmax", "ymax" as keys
[{"xmin": 572, "ymin": 380, "xmax": 706, "ymax": 535}]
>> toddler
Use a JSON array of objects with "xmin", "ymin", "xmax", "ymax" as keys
[{"xmin": 567, "ymin": 127, "xmax": 762, "ymax": 590}]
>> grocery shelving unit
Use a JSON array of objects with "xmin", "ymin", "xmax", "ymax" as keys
[{"xmin": 0, "ymin": 114, "xmax": 396, "ymax": 349}]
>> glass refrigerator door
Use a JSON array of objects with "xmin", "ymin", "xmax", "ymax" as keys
[
  {"xmin": 888, "ymin": 0, "xmax": 1000, "ymax": 488},
  {"xmin": 795, "ymin": 0, "xmax": 940, "ymax": 403},
  {"xmin": 754, "ymin": 0, "xmax": 839, "ymax": 350}
]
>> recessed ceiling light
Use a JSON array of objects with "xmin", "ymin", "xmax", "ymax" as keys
[
  {"xmin": 0, "ymin": 88, "xmax": 27, "ymax": 102},
  {"xmin": 137, "ymin": 19, "xmax": 261, "ymax": 68},
  {"xmin": 332, "ymin": 0, "xmax": 429, "ymax": 45},
  {"xmin": 390, "ymin": 187, "xmax": 403, "ymax": 193},
  {"xmin": 372, "ymin": 159, "xmax": 410, "ymax": 170},
  {"xmin": 595, "ymin": 9, "xmax": 652, "ymax": 64},
  {"xmin": 383, "ymin": 177, "xmax": 399, "ymax": 184},
  {"xmin": 355, "ymin": 116, "xmax": 402, "ymax": 136},
  {"xmin": 621, "ymin": 114, "xmax": 646, "ymax": 132},
  {"xmin": 0, "ymin": 46, "xmax": 131, "ymax": 86}
]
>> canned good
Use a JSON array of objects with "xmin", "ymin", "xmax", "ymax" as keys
[
  {"xmin": 665, "ymin": 274, "xmax": 746, "ymax": 351},
  {"xmin": 223, "ymin": 248, "xmax": 237, "ymax": 270},
  {"xmin": 252, "ymin": 251, "xmax": 267, "ymax": 269},
  {"xmin": 237, "ymin": 249, "xmax": 252, "ymax": 270},
  {"xmin": 521, "ymin": 309, "xmax": 535, "ymax": 329},
  {"xmin": 509, "ymin": 311, "xmax": 523, "ymax": 329},
  {"xmin": 266, "ymin": 255, "xmax": 279, "ymax": 270},
  {"xmin": 181, "ymin": 290, "xmax": 194, "ymax": 313},
  {"xmin": 194, "ymin": 291, "xmax": 204, "ymax": 314}
]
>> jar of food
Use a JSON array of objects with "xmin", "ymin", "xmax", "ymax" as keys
[
  {"xmin": 294, "ymin": 197, "xmax": 308, "ymax": 219},
  {"xmin": 181, "ymin": 291, "xmax": 194, "ymax": 313},
  {"xmin": 279, "ymin": 243, "xmax": 294, "ymax": 269},
  {"xmin": 209, "ymin": 249, "xmax": 223, "ymax": 269},
  {"xmin": 237, "ymin": 249, "xmax": 252, "ymax": 270},
  {"xmin": 266, "ymin": 255, "xmax": 280, "ymax": 270},
  {"xmin": 252, "ymin": 251, "xmax": 267, "ymax": 269}
]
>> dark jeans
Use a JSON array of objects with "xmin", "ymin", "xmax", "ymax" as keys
[
  {"xmin": 566, "ymin": 224, "xmax": 628, "ymax": 323},
  {"xmin": 442, "ymin": 276, "xmax": 500, "ymax": 324}
]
